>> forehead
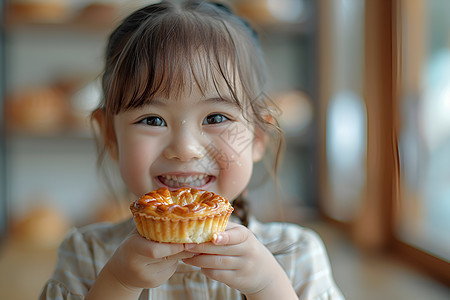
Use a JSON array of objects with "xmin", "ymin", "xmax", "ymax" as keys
[{"xmin": 136, "ymin": 49, "xmax": 244, "ymax": 107}]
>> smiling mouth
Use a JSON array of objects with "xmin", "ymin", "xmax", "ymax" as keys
[{"xmin": 157, "ymin": 174, "xmax": 214, "ymax": 189}]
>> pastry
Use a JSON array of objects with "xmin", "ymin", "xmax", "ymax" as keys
[{"xmin": 130, "ymin": 187, "xmax": 233, "ymax": 243}]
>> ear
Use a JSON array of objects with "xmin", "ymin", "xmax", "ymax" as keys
[
  {"xmin": 92, "ymin": 108, "xmax": 119, "ymax": 161},
  {"xmin": 252, "ymin": 124, "xmax": 269, "ymax": 163}
]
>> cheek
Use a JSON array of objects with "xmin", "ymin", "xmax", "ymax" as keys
[
  {"xmin": 208, "ymin": 122, "xmax": 257, "ymax": 199},
  {"xmin": 223, "ymin": 153, "xmax": 254, "ymax": 200},
  {"xmin": 213, "ymin": 140, "xmax": 254, "ymax": 200},
  {"xmin": 116, "ymin": 137, "xmax": 156, "ymax": 196}
]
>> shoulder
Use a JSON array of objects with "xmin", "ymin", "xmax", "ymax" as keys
[
  {"xmin": 59, "ymin": 218, "xmax": 135, "ymax": 255},
  {"xmin": 249, "ymin": 217, "xmax": 325, "ymax": 252},
  {"xmin": 69, "ymin": 217, "xmax": 135, "ymax": 241}
]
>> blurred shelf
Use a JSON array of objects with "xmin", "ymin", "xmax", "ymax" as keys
[
  {"xmin": 4, "ymin": 2, "xmax": 119, "ymax": 33},
  {"xmin": 6, "ymin": 132, "xmax": 97, "ymax": 155},
  {"xmin": 7, "ymin": 131, "xmax": 94, "ymax": 141}
]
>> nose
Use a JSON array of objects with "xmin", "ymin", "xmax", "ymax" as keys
[{"xmin": 163, "ymin": 127, "xmax": 205, "ymax": 161}]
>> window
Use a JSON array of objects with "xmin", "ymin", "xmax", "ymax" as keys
[
  {"xmin": 397, "ymin": 0, "xmax": 450, "ymax": 263},
  {"xmin": 319, "ymin": 0, "xmax": 450, "ymax": 284},
  {"xmin": 325, "ymin": 0, "xmax": 366, "ymax": 222}
]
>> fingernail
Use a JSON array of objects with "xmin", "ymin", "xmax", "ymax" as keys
[{"xmin": 213, "ymin": 233, "xmax": 223, "ymax": 244}]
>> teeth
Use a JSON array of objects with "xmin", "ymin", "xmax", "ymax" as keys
[{"xmin": 160, "ymin": 174, "xmax": 209, "ymax": 188}]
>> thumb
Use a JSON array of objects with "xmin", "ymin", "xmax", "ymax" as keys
[
  {"xmin": 212, "ymin": 225, "xmax": 248, "ymax": 246},
  {"xmin": 212, "ymin": 232, "xmax": 230, "ymax": 245}
]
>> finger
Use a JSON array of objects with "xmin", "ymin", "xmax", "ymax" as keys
[
  {"xmin": 182, "ymin": 254, "xmax": 241, "ymax": 270},
  {"xmin": 144, "ymin": 256, "xmax": 178, "ymax": 272},
  {"xmin": 141, "ymin": 260, "xmax": 179, "ymax": 287},
  {"xmin": 129, "ymin": 234, "xmax": 185, "ymax": 259},
  {"xmin": 167, "ymin": 251, "xmax": 197, "ymax": 260},
  {"xmin": 225, "ymin": 221, "xmax": 241, "ymax": 229},
  {"xmin": 184, "ymin": 242, "xmax": 245, "ymax": 256},
  {"xmin": 184, "ymin": 242, "xmax": 231, "ymax": 255},
  {"xmin": 148, "ymin": 242, "xmax": 186, "ymax": 259},
  {"xmin": 154, "ymin": 261, "xmax": 178, "ymax": 277}
]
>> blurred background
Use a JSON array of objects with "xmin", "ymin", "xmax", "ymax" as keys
[{"xmin": 0, "ymin": 0, "xmax": 449, "ymax": 299}]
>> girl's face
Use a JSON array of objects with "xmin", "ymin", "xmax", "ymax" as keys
[{"xmin": 108, "ymin": 86, "xmax": 266, "ymax": 201}]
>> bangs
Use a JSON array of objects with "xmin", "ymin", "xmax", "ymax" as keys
[{"xmin": 104, "ymin": 8, "xmax": 263, "ymax": 115}]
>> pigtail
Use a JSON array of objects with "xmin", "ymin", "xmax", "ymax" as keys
[{"xmin": 232, "ymin": 194, "xmax": 250, "ymax": 227}]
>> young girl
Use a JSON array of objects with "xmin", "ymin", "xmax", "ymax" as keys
[{"xmin": 40, "ymin": 1, "xmax": 344, "ymax": 299}]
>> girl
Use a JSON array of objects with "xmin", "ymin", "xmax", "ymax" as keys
[{"xmin": 40, "ymin": 1, "xmax": 344, "ymax": 299}]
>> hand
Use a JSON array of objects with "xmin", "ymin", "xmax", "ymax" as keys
[
  {"xmin": 103, "ymin": 231, "xmax": 194, "ymax": 291},
  {"xmin": 182, "ymin": 222, "xmax": 296, "ymax": 298}
]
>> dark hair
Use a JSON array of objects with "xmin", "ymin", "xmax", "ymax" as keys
[{"xmin": 92, "ymin": 0, "xmax": 284, "ymax": 227}]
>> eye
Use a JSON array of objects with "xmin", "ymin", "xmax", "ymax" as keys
[
  {"xmin": 140, "ymin": 116, "xmax": 167, "ymax": 127},
  {"xmin": 203, "ymin": 113, "xmax": 230, "ymax": 125}
]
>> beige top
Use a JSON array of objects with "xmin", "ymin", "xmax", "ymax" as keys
[{"xmin": 39, "ymin": 217, "xmax": 344, "ymax": 300}]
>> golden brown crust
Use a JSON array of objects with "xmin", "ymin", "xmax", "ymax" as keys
[
  {"xmin": 130, "ymin": 187, "xmax": 234, "ymax": 243},
  {"xmin": 130, "ymin": 187, "xmax": 233, "ymax": 220}
]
